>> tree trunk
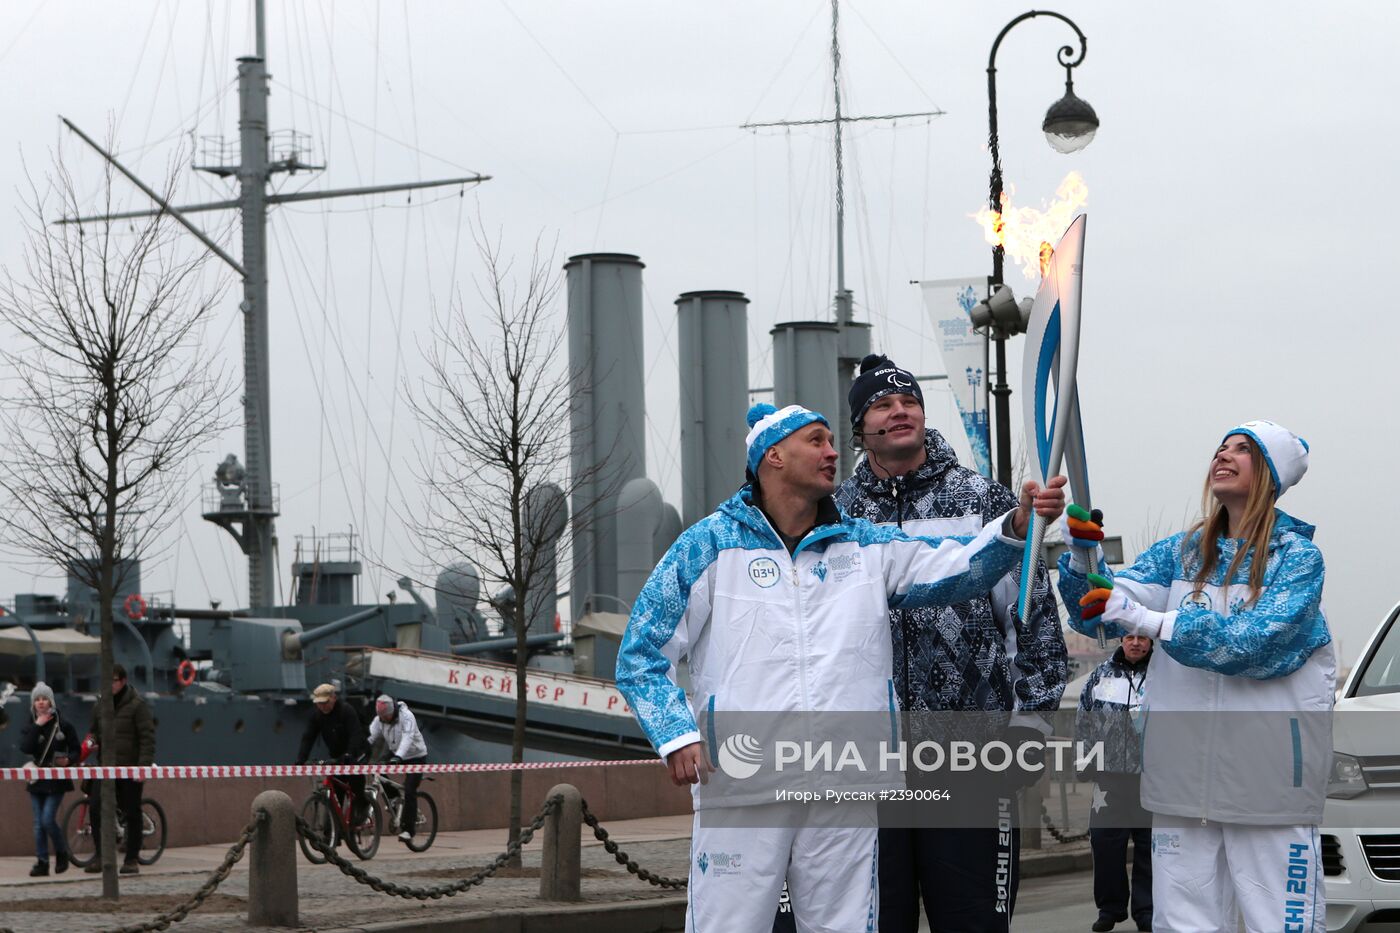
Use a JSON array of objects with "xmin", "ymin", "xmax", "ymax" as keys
[
  {"xmin": 507, "ymin": 600, "xmax": 528, "ymax": 867},
  {"xmin": 99, "ymin": 355, "xmax": 121, "ymax": 899},
  {"xmin": 97, "ymin": 546, "xmax": 119, "ymax": 899}
]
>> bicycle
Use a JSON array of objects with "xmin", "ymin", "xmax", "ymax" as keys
[
  {"xmin": 61, "ymin": 793, "xmax": 168, "ymax": 868},
  {"xmin": 367, "ymin": 772, "xmax": 439, "ymax": 852},
  {"xmin": 298, "ymin": 764, "xmax": 384, "ymax": 863}
]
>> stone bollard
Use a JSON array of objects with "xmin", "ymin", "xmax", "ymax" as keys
[
  {"xmin": 539, "ymin": 783, "xmax": 583, "ymax": 901},
  {"xmin": 248, "ymin": 790, "xmax": 299, "ymax": 927}
]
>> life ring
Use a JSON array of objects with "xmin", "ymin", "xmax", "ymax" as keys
[
  {"xmin": 176, "ymin": 660, "xmax": 197, "ymax": 687},
  {"xmin": 124, "ymin": 593, "xmax": 147, "ymax": 620}
]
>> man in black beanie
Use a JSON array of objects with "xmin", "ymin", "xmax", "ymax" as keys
[{"xmin": 836, "ymin": 354, "xmax": 1068, "ymax": 932}]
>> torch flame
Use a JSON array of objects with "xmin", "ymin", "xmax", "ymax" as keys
[{"xmin": 974, "ymin": 172, "xmax": 1087, "ymax": 281}]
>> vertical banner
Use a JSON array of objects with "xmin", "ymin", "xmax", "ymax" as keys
[{"xmin": 919, "ymin": 278, "xmax": 992, "ymax": 477}]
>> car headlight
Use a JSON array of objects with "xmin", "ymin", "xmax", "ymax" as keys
[{"xmin": 1328, "ymin": 752, "xmax": 1369, "ymax": 799}]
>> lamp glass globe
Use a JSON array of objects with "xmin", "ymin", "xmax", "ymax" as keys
[{"xmin": 1044, "ymin": 125, "xmax": 1096, "ymax": 154}]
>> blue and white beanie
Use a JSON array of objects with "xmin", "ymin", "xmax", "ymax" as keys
[
  {"xmin": 1222, "ymin": 420, "xmax": 1309, "ymax": 499},
  {"xmin": 745, "ymin": 403, "xmax": 829, "ymax": 477}
]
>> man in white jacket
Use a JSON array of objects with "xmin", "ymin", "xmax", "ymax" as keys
[
  {"xmin": 616, "ymin": 402, "xmax": 1066, "ymax": 933},
  {"xmin": 370, "ymin": 695, "xmax": 428, "ymax": 843}
]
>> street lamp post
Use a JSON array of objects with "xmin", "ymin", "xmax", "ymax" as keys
[{"xmin": 982, "ymin": 10, "xmax": 1097, "ymax": 489}]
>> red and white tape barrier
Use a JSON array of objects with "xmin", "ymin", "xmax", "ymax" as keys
[{"xmin": 1, "ymin": 759, "xmax": 664, "ymax": 782}]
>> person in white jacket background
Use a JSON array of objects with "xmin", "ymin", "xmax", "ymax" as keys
[
  {"xmin": 616, "ymin": 402, "xmax": 1066, "ymax": 933},
  {"xmin": 369, "ymin": 695, "xmax": 429, "ymax": 843},
  {"xmin": 1060, "ymin": 420, "xmax": 1333, "ymax": 933}
]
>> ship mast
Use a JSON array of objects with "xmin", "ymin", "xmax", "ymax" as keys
[
  {"xmin": 59, "ymin": 0, "xmax": 491, "ymax": 609},
  {"xmin": 742, "ymin": 0, "xmax": 943, "ymax": 474}
]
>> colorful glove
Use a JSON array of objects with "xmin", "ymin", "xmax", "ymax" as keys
[
  {"xmin": 1077, "ymin": 572, "xmax": 1115, "ymax": 621},
  {"xmin": 1064, "ymin": 503, "xmax": 1104, "ymax": 547},
  {"xmin": 1079, "ymin": 581, "xmax": 1173, "ymax": 640}
]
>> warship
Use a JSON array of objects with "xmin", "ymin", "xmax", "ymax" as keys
[{"xmin": 0, "ymin": 0, "xmax": 947, "ymax": 767}]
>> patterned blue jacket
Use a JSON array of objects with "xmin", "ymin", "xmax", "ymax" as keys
[
  {"xmin": 1057, "ymin": 510, "xmax": 1335, "ymax": 824},
  {"xmin": 615, "ymin": 485, "xmax": 1025, "ymax": 804},
  {"xmin": 836, "ymin": 429, "xmax": 1068, "ymax": 722},
  {"xmin": 1074, "ymin": 646, "xmax": 1150, "ymax": 775}
]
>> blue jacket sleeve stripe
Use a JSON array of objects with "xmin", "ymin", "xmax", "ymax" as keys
[
  {"xmin": 615, "ymin": 524, "xmax": 719, "ymax": 757},
  {"xmin": 866, "ymin": 512, "xmax": 1023, "ymax": 610}
]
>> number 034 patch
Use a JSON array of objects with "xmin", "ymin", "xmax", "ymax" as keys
[{"xmin": 747, "ymin": 557, "xmax": 780, "ymax": 588}]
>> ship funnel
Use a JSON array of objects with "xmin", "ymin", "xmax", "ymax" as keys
[
  {"xmin": 677, "ymin": 290, "xmax": 749, "ymax": 525},
  {"xmin": 771, "ymin": 319, "xmax": 870, "ymax": 479},
  {"xmin": 565, "ymin": 253, "xmax": 646, "ymax": 617},
  {"xmin": 771, "ymin": 320, "xmax": 839, "ymax": 439},
  {"xmin": 522, "ymin": 482, "xmax": 567, "ymax": 636}
]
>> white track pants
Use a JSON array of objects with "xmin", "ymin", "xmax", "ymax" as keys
[
  {"xmin": 687, "ymin": 801, "xmax": 878, "ymax": 933},
  {"xmin": 1151, "ymin": 819, "xmax": 1324, "ymax": 933}
]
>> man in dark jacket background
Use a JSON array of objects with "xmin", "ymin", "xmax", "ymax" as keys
[
  {"xmin": 297, "ymin": 682, "xmax": 370, "ymax": 821},
  {"xmin": 835, "ymin": 354, "xmax": 1069, "ymax": 932},
  {"xmin": 85, "ymin": 664, "xmax": 155, "ymax": 874}
]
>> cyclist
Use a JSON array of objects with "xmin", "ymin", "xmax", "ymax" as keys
[
  {"xmin": 296, "ymin": 683, "xmax": 370, "ymax": 825},
  {"xmin": 369, "ymin": 694, "xmax": 428, "ymax": 843}
]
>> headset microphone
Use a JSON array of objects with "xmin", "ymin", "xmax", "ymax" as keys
[{"xmin": 853, "ymin": 428, "xmax": 887, "ymax": 437}]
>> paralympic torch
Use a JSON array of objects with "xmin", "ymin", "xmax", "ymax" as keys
[{"xmin": 1016, "ymin": 215, "xmax": 1089, "ymax": 637}]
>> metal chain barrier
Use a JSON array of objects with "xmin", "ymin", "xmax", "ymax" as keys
[
  {"xmin": 1039, "ymin": 799, "xmax": 1090, "ymax": 844},
  {"xmin": 99, "ymin": 817, "xmax": 258, "ymax": 933},
  {"xmin": 578, "ymin": 798, "xmax": 687, "ymax": 889},
  {"xmin": 0, "ymin": 817, "xmax": 262, "ymax": 933},
  {"xmin": 293, "ymin": 793, "xmax": 561, "ymax": 900}
]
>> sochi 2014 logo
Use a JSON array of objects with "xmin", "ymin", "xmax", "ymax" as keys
[{"xmin": 716, "ymin": 733, "xmax": 764, "ymax": 779}]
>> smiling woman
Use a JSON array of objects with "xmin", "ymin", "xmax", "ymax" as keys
[
  {"xmin": 1060, "ymin": 419, "xmax": 1333, "ymax": 933},
  {"xmin": 1196, "ymin": 432, "xmax": 1280, "ymax": 602}
]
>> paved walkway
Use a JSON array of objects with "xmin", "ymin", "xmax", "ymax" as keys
[
  {"xmin": 0, "ymin": 792, "xmax": 1095, "ymax": 933},
  {"xmin": 0, "ymin": 814, "xmax": 695, "ymax": 933}
]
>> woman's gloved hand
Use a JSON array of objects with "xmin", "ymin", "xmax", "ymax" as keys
[
  {"xmin": 1078, "ymin": 572, "xmax": 1170, "ymax": 639},
  {"xmin": 1078, "ymin": 572, "xmax": 1115, "ymax": 620}
]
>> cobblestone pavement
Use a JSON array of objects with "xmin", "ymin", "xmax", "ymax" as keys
[
  {"xmin": 0, "ymin": 785, "xmax": 1097, "ymax": 933},
  {"xmin": 0, "ymin": 818, "xmax": 693, "ymax": 933}
]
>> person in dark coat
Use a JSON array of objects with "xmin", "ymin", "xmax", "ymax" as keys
[
  {"xmin": 835, "ymin": 355, "xmax": 1069, "ymax": 932},
  {"xmin": 84, "ymin": 663, "xmax": 156, "ymax": 874},
  {"xmin": 1075, "ymin": 635, "xmax": 1154, "ymax": 932},
  {"xmin": 20, "ymin": 682, "xmax": 81, "ymax": 876},
  {"xmin": 297, "ymin": 682, "xmax": 370, "ymax": 822}
]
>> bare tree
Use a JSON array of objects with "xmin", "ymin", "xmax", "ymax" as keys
[
  {"xmin": 0, "ymin": 151, "xmax": 230, "ymax": 897},
  {"xmin": 408, "ymin": 230, "xmax": 611, "ymax": 861}
]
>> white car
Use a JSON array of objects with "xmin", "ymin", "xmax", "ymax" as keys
[{"xmin": 1323, "ymin": 601, "xmax": 1400, "ymax": 932}]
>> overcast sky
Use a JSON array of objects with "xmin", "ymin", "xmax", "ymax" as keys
[{"xmin": 0, "ymin": 1, "xmax": 1395, "ymax": 667}]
